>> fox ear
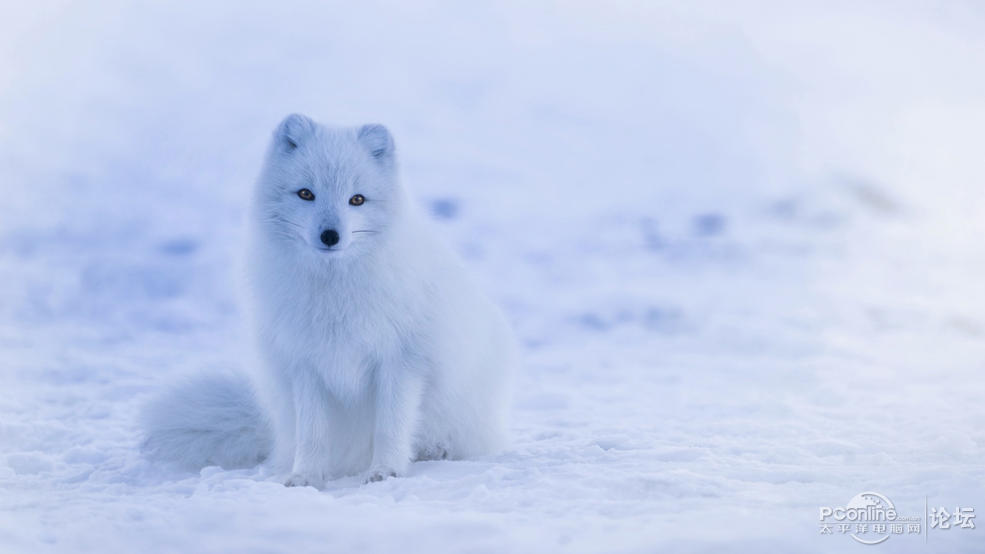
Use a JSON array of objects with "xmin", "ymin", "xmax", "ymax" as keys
[
  {"xmin": 358, "ymin": 124, "xmax": 395, "ymax": 164},
  {"xmin": 275, "ymin": 113, "xmax": 315, "ymax": 151}
]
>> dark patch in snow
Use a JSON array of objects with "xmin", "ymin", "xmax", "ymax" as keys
[
  {"xmin": 158, "ymin": 238, "xmax": 199, "ymax": 256},
  {"xmin": 839, "ymin": 175, "xmax": 902, "ymax": 216},
  {"xmin": 639, "ymin": 217, "xmax": 663, "ymax": 251},
  {"xmin": 81, "ymin": 264, "xmax": 184, "ymax": 300},
  {"xmin": 643, "ymin": 306, "xmax": 684, "ymax": 332},
  {"xmin": 577, "ymin": 312, "xmax": 609, "ymax": 331},
  {"xmin": 430, "ymin": 198, "xmax": 460, "ymax": 220},
  {"xmin": 692, "ymin": 213, "xmax": 726, "ymax": 236},
  {"xmin": 573, "ymin": 305, "xmax": 684, "ymax": 333}
]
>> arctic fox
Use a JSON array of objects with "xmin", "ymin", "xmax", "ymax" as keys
[{"xmin": 142, "ymin": 114, "xmax": 516, "ymax": 486}]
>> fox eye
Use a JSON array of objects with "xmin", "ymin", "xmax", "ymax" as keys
[
  {"xmin": 349, "ymin": 194, "xmax": 365, "ymax": 206},
  {"xmin": 297, "ymin": 188, "xmax": 315, "ymax": 201}
]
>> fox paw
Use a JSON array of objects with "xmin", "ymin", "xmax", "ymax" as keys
[
  {"xmin": 284, "ymin": 472, "xmax": 323, "ymax": 488},
  {"xmin": 415, "ymin": 444, "xmax": 449, "ymax": 461},
  {"xmin": 363, "ymin": 468, "xmax": 398, "ymax": 484}
]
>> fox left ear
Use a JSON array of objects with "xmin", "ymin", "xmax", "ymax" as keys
[
  {"xmin": 358, "ymin": 124, "xmax": 395, "ymax": 165},
  {"xmin": 275, "ymin": 113, "xmax": 315, "ymax": 152}
]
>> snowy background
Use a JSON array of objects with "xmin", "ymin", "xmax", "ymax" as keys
[{"xmin": 2, "ymin": 1, "xmax": 985, "ymax": 552}]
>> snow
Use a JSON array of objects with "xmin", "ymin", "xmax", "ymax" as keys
[{"xmin": 2, "ymin": 1, "xmax": 985, "ymax": 552}]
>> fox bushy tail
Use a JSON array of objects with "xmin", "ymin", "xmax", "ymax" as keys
[{"xmin": 141, "ymin": 371, "xmax": 272, "ymax": 470}]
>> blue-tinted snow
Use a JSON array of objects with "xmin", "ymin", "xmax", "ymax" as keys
[{"xmin": 1, "ymin": 2, "xmax": 984, "ymax": 553}]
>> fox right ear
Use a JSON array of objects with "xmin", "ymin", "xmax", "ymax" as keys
[
  {"xmin": 358, "ymin": 124, "xmax": 395, "ymax": 164},
  {"xmin": 274, "ymin": 114, "xmax": 315, "ymax": 151}
]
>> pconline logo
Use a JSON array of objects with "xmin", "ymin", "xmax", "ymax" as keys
[
  {"xmin": 820, "ymin": 492, "xmax": 977, "ymax": 546},
  {"xmin": 819, "ymin": 492, "xmax": 919, "ymax": 545}
]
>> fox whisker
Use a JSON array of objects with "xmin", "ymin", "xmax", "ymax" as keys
[{"xmin": 268, "ymin": 215, "xmax": 304, "ymax": 230}]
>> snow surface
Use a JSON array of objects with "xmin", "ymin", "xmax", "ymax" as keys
[{"xmin": 2, "ymin": 1, "xmax": 985, "ymax": 552}]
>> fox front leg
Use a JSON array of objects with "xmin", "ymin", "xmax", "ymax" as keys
[
  {"xmin": 284, "ymin": 372, "xmax": 332, "ymax": 488},
  {"xmin": 365, "ymin": 364, "xmax": 423, "ymax": 483}
]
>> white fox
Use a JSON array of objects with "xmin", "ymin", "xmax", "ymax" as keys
[{"xmin": 142, "ymin": 115, "xmax": 516, "ymax": 486}]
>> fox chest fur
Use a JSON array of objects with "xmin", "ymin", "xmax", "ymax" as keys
[{"xmin": 252, "ymin": 244, "xmax": 433, "ymax": 399}]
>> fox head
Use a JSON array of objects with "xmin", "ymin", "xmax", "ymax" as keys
[{"xmin": 253, "ymin": 114, "xmax": 402, "ymax": 257}]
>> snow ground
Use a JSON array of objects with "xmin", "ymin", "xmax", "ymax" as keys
[{"xmin": 2, "ymin": 1, "xmax": 985, "ymax": 552}]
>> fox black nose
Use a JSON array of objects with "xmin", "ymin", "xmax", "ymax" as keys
[{"xmin": 320, "ymin": 229, "xmax": 340, "ymax": 247}]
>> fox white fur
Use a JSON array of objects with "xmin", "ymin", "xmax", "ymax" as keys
[{"xmin": 142, "ymin": 114, "xmax": 516, "ymax": 486}]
